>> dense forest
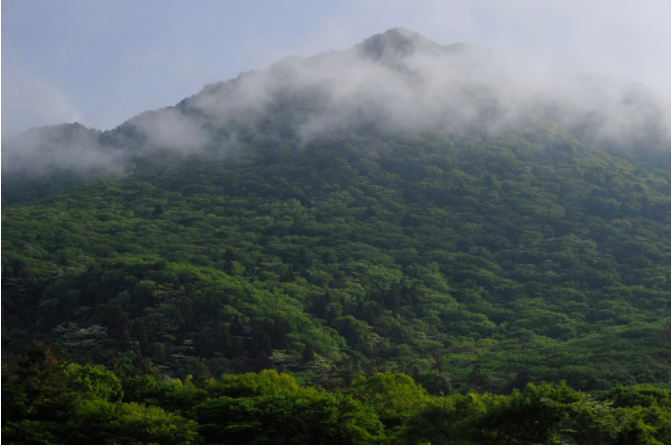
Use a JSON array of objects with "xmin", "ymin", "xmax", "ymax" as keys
[
  {"xmin": 3, "ymin": 343, "xmax": 671, "ymax": 444},
  {"xmin": 3, "ymin": 29, "xmax": 671, "ymax": 444}
]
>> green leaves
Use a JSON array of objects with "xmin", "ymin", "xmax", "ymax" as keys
[
  {"xmin": 3, "ymin": 131, "xmax": 671, "ymax": 393},
  {"xmin": 4, "ymin": 355, "xmax": 671, "ymax": 445},
  {"xmin": 349, "ymin": 372, "xmax": 428, "ymax": 429},
  {"xmin": 400, "ymin": 382, "xmax": 667, "ymax": 445},
  {"xmin": 72, "ymin": 399, "xmax": 199, "ymax": 445},
  {"xmin": 195, "ymin": 374, "xmax": 384, "ymax": 444}
]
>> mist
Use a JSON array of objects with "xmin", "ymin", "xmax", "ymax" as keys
[
  {"xmin": 4, "ymin": 28, "xmax": 671, "ymax": 179},
  {"xmin": 1, "ymin": 123, "xmax": 124, "ymax": 178}
]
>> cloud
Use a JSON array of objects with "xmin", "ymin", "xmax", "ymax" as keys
[
  {"xmin": 182, "ymin": 28, "xmax": 671, "ymax": 151},
  {"xmin": 127, "ymin": 107, "xmax": 213, "ymax": 154},
  {"xmin": 1, "ymin": 123, "xmax": 124, "ymax": 178},
  {"xmin": 443, "ymin": 0, "xmax": 671, "ymax": 99},
  {"xmin": 4, "ymin": 28, "xmax": 671, "ymax": 181}
]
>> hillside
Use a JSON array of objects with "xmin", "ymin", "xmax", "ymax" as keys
[
  {"xmin": 3, "ymin": 28, "xmax": 671, "ymax": 444},
  {"xmin": 4, "ymin": 126, "xmax": 671, "ymax": 390}
]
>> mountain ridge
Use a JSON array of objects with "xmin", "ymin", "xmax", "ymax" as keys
[{"xmin": 4, "ymin": 27, "xmax": 670, "ymax": 187}]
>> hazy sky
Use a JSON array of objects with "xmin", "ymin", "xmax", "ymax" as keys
[{"xmin": 3, "ymin": 0, "xmax": 670, "ymax": 136}]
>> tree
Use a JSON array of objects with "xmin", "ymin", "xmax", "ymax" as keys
[
  {"xmin": 195, "ymin": 388, "xmax": 383, "ymax": 444},
  {"xmin": 302, "ymin": 343, "xmax": 315, "ymax": 362},
  {"xmin": 349, "ymin": 372, "xmax": 428, "ymax": 430}
]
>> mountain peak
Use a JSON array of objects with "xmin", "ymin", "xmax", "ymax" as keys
[{"xmin": 355, "ymin": 27, "xmax": 444, "ymax": 59}]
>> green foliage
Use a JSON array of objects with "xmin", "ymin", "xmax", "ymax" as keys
[
  {"xmin": 2, "ymin": 350, "xmax": 198, "ymax": 445},
  {"xmin": 606, "ymin": 384, "xmax": 671, "ymax": 408},
  {"xmin": 206, "ymin": 369, "xmax": 300, "ymax": 398},
  {"xmin": 401, "ymin": 382, "xmax": 671, "ymax": 445},
  {"xmin": 73, "ymin": 400, "xmax": 199, "ymax": 445},
  {"xmin": 122, "ymin": 373, "xmax": 208, "ymax": 415},
  {"xmin": 4, "ymin": 129, "xmax": 671, "ymax": 442},
  {"xmin": 1, "ymin": 420, "xmax": 61, "ymax": 445},
  {"xmin": 349, "ymin": 372, "xmax": 428, "ymax": 428},
  {"xmin": 66, "ymin": 363, "xmax": 123, "ymax": 402},
  {"xmin": 2, "ymin": 343, "xmax": 80, "ymax": 425},
  {"xmin": 195, "ymin": 389, "xmax": 383, "ymax": 444},
  {"xmin": 3, "ymin": 356, "xmax": 671, "ymax": 444}
]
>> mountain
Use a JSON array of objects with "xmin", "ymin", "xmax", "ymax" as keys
[
  {"xmin": 3, "ymin": 28, "xmax": 671, "ymax": 443},
  {"xmin": 4, "ymin": 28, "xmax": 671, "ymax": 205}
]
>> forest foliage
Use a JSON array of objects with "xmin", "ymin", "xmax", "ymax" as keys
[
  {"xmin": 3, "ymin": 345, "xmax": 671, "ymax": 444},
  {"xmin": 3, "ymin": 125, "xmax": 671, "ymax": 444},
  {"xmin": 4, "ymin": 129, "xmax": 671, "ymax": 392}
]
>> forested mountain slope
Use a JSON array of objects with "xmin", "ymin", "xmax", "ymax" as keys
[
  {"xmin": 3, "ymin": 27, "xmax": 671, "ymax": 435},
  {"xmin": 4, "ymin": 126, "xmax": 671, "ymax": 394}
]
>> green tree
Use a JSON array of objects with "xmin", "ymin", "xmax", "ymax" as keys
[
  {"xmin": 195, "ymin": 388, "xmax": 383, "ymax": 444},
  {"xmin": 350, "ymin": 372, "xmax": 428, "ymax": 430}
]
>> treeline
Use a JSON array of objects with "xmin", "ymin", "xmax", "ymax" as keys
[{"xmin": 3, "ymin": 344, "xmax": 671, "ymax": 445}]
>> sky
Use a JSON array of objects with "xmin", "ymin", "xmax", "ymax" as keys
[{"xmin": 2, "ymin": 0, "xmax": 670, "ymax": 137}]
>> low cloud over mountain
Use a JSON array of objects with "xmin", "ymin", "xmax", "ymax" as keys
[{"xmin": 4, "ymin": 28, "xmax": 671, "ymax": 178}]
